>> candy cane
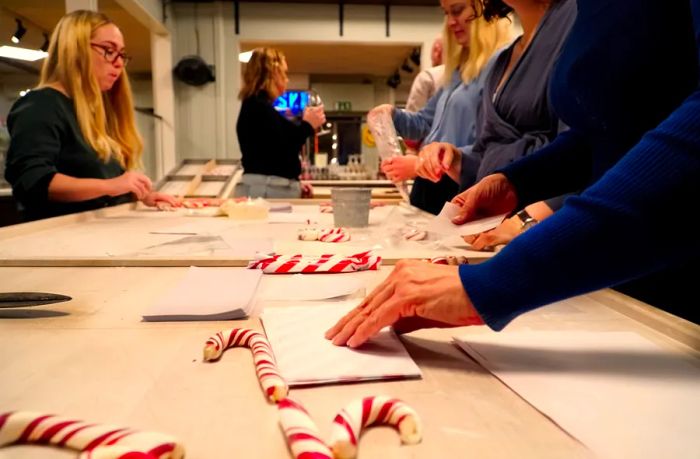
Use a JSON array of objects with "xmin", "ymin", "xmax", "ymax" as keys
[
  {"xmin": 0, "ymin": 411, "xmax": 184, "ymax": 459},
  {"xmin": 277, "ymin": 398, "xmax": 333, "ymax": 459},
  {"xmin": 329, "ymin": 396, "xmax": 422, "ymax": 459},
  {"xmin": 402, "ymin": 228, "xmax": 427, "ymax": 241},
  {"xmin": 203, "ymin": 328, "xmax": 288, "ymax": 403}
]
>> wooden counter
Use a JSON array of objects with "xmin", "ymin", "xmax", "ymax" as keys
[
  {"xmin": 0, "ymin": 202, "xmax": 492, "ymax": 267},
  {"xmin": 0, "ymin": 266, "xmax": 697, "ymax": 458}
]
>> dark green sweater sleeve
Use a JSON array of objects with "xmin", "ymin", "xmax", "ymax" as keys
[{"xmin": 4, "ymin": 91, "xmax": 62, "ymax": 207}]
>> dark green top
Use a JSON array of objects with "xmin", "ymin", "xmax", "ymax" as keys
[{"xmin": 4, "ymin": 87, "xmax": 132, "ymax": 221}]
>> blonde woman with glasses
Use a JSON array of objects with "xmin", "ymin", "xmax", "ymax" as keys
[
  {"xmin": 371, "ymin": 0, "xmax": 514, "ymax": 214},
  {"xmin": 4, "ymin": 10, "xmax": 176, "ymax": 221}
]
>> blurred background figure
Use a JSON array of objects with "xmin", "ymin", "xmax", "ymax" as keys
[{"xmin": 235, "ymin": 47, "xmax": 325, "ymax": 199}]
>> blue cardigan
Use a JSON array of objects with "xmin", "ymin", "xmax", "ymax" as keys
[
  {"xmin": 459, "ymin": 0, "xmax": 700, "ymax": 330},
  {"xmin": 392, "ymin": 65, "xmax": 493, "ymax": 214}
]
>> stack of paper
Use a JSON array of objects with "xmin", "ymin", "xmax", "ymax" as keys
[
  {"xmin": 143, "ymin": 267, "xmax": 262, "ymax": 321},
  {"xmin": 262, "ymin": 303, "xmax": 422, "ymax": 386}
]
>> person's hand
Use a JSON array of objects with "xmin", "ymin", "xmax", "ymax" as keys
[
  {"xmin": 451, "ymin": 173, "xmax": 518, "ymax": 225},
  {"xmin": 367, "ymin": 104, "xmax": 394, "ymax": 124},
  {"xmin": 416, "ymin": 142, "xmax": 459, "ymax": 182},
  {"xmin": 463, "ymin": 216, "xmax": 520, "ymax": 251},
  {"xmin": 381, "ymin": 156, "xmax": 418, "ymax": 182},
  {"xmin": 107, "ymin": 171, "xmax": 152, "ymax": 200},
  {"xmin": 303, "ymin": 105, "xmax": 326, "ymax": 130},
  {"xmin": 141, "ymin": 191, "xmax": 178, "ymax": 208},
  {"xmin": 325, "ymin": 260, "xmax": 484, "ymax": 348},
  {"xmin": 301, "ymin": 181, "xmax": 314, "ymax": 198}
]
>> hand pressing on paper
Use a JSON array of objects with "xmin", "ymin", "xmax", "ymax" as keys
[
  {"xmin": 325, "ymin": 260, "xmax": 484, "ymax": 348},
  {"xmin": 451, "ymin": 173, "xmax": 518, "ymax": 225},
  {"xmin": 381, "ymin": 155, "xmax": 418, "ymax": 182},
  {"xmin": 415, "ymin": 142, "xmax": 461, "ymax": 183}
]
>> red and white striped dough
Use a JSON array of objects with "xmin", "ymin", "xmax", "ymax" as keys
[
  {"xmin": 330, "ymin": 396, "xmax": 422, "ymax": 459},
  {"xmin": 277, "ymin": 398, "xmax": 333, "ymax": 459},
  {"xmin": 203, "ymin": 328, "xmax": 288, "ymax": 403},
  {"xmin": 247, "ymin": 251, "xmax": 381, "ymax": 274},
  {"xmin": 318, "ymin": 228, "xmax": 351, "ymax": 243},
  {"xmin": 0, "ymin": 411, "xmax": 184, "ymax": 459},
  {"xmin": 429, "ymin": 255, "xmax": 468, "ymax": 265}
]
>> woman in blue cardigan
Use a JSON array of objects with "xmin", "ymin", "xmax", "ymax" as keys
[{"xmin": 327, "ymin": 0, "xmax": 699, "ymax": 347}]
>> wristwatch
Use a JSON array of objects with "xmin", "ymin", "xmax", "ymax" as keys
[{"xmin": 515, "ymin": 209, "xmax": 538, "ymax": 231}]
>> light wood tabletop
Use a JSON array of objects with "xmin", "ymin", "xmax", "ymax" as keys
[{"xmin": 1, "ymin": 265, "xmax": 698, "ymax": 459}]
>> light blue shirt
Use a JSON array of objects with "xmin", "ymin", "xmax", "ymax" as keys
[{"xmin": 392, "ymin": 58, "xmax": 496, "ymax": 154}]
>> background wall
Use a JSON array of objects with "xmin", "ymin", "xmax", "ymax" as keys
[{"xmin": 170, "ymin": 1, "xmax": 443, "ymax": 163}]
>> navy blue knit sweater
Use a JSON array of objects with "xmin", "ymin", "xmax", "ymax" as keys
[{"xmin": 459, "ymin": 0, "xmax": 700, "ymax": 330}]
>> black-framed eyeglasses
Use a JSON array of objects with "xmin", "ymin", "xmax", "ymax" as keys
[{"xmin": 90, "ymin": 43, "xmax": 132, "ymax": 67}]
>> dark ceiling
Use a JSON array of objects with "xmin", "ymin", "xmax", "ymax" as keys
[{"xmin": 170, "ymin": 0, "xmax": 437, "ymax": 6}]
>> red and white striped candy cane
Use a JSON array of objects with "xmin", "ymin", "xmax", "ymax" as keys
[
  {"xmin": 277, "ymin": 398, "xmax": 333, "ymax": 459},
  {"xmin": 329, "ymin": 396, "xmax": 422, "ymax": 459},
  {"xmin": 203, "ymin": 328, "xmax": 288, "ymax": 403},
  {"xmin": 0, "ymin": 411, "xmax": 184, "ymax": 459},
  {"xmin": 318, "ymin": 228, "xmax": 351, "ymax": 243}
]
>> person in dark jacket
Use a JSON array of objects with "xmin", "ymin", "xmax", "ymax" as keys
[{"xmin": 235, "ymin": 47, "xmax": 325, "ymax": 199}]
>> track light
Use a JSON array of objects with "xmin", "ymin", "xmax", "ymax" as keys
[
  {"xmin": 40, "ymin": 33, "xmax": 49, "ymax": 52},
  {"xmin": 400, "ymin": 59, "xmax": 413, "ymax": 73},
  {"xmin": 11, "ymin": 19, "xmax": 27, "ymax": 44}
]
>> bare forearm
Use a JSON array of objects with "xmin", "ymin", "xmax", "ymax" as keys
[{"xmin": 47, "ymin": 173, "xmax": 115, "ymax": 202}]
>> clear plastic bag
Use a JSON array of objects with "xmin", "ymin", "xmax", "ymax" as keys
[{"xmin": 367, "ymin": 109, "xmax": 411, "ymax": 202}]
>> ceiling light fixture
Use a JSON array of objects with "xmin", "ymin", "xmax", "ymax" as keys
[
  {"xmin": 0, "ymin": 45, "xmax": 48, "ymax": 62},
  {"xmin": 11, "ymin": 19, "xmax": 27, "ymax": 44},
  {"xmin": 239, "ymin": 50, "xmax": 253, "ymax": 63},
  {"xmin": 40, "ymin": 33, "xmax": 49, "ymax": 52}
]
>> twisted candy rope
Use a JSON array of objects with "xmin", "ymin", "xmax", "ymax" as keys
[
  {"xmin": 248, "ymin": 251, "xmax": 381, "ymax": 274},
  {"xmin": 0, "ymin": 411, "xmax": 184, "ymax": 459},
  {"xmin": 203, "ymin": 328, "xmax": 288, "ymax": 403}
]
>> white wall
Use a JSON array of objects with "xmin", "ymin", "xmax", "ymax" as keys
[{"xmin": 171, "ymin": 1, "xmax": 443, "ymax": 161}]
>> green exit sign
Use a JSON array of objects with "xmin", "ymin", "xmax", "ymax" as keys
[{"xmin": 335, "ymin": 100, "xmax": 352, "ymax": 111}]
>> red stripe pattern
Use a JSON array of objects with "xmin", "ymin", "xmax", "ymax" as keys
[
  {"xmin": 329, "ymin": 396, "xmax": 422, "ymax": 459},
  {"xmin": 277, "ymin": 398, "xmax": 333, "ymax": 459},
  {"xmin": 0, "ymin": 411, "xmax": 184, "ymax": 458},
  {"xmin": 203, "ymin": 328, "xmax": 288, "ymax": 403},
  {"xmin": 247, "ymin": 251, "xmax": 381, "ymax": 274},
  {"xmin": 318, "ymin": 228, "xmax": 351, "ymax": 243}
]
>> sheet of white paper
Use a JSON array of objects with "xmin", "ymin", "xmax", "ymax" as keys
[
  {"xmin": 143, "ymin": 267, "xmax": 262, "ymax": 321},
  {"xmin": 262, "ymin": 303, "xmax": 422, "ymax": 386},
  {"xmin": 426, "ymin": 202, "xmax": 506, "ymax": 236},
  {"xmin": 454, "ymin": 331, "xmax": 700, "ymax": 459},
  {"xmin": 257, "ymin": 274, "xmax": 365, "ymax": 300},
  {"xmin": 149, "ymin": 219, "xmax": 237, "ymax": 236}
]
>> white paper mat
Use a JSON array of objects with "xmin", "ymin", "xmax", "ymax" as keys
[{"xmin": 454, "ymin": 331, "xmax": 700, "ymax": 459}]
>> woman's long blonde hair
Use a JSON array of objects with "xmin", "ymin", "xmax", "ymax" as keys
[
  {"xmin": 441, "ymin": 3, "xmax": 515, "ymax": 86},
  {"xmin": 39, "ymin": 10, "xmax": 142, "ymax": 170},
  {"xmin": 238, "ymin": 47, "xmax": 286, "ymax": 101}
]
